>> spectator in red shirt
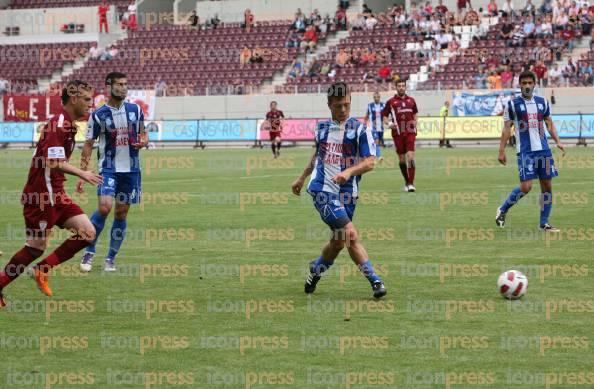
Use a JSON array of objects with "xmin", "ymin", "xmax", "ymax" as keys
[
  {"xmin": 300, "ymin": 25, "xmax": 318, "ymax": 52},
  {"xmin": 98, "ymin": 0, "xmax": 109, "ymax": 33},
  {"xmin": 244, "ymin": 9, "xmax": 254, "ymax": 32},
  {"xmin": 376, "ymin": 64, "xmax": 392, "ymax": 82},
  {"xmin": 500, "ymin": 65, "xmax": 514, "ymax": 87},
  {"xmin": 560, "ymin": 26, "xmax": 576, "ymax": 50},
  {"xmin": 532, "ymin": 60, "xmax": 548, "ymax": 86},
  {"xmin": 335, "ymin": 6, "xmax": 347, "ymax": 31},
  {"xmin": 487, "ymin": 0, "xmax": 498, "ymax": 16},
  {"xmin": 457, "ymin": 0, "xmax": 471, "ymax": 15},
  {"xmin": 435, "ymin": 0, "xmax": 448, "ymax": 15}
]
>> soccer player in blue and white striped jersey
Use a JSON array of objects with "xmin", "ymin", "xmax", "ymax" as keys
[
  {"xmin": 496, "ymin": 71, "xmax": 565, "ymax": 231},
  {"xmin": 291, "ymin": 82, "xmax": 387, "ymax": 298},
  {"xmin": 363, "ymin": 92, "xmax": 385, "ymax": 158},
  {"xmin": 77, "ymin": 72, "xmax": 148, "ymax": 272}
]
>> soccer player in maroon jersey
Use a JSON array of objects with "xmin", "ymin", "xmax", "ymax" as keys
[
  {"xmin": 265, "ymin": 101, "xmax": 284, "ymax": 158},
  {"xmin": 382, "ymin": 79, "xmax": 419, "ymax": 192},
  {"xmin": 0, "ymin": 81, "xmax": 103, "ymax": 308}
]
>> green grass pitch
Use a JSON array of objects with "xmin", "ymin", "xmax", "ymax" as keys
[{"xmin": 0, "ymin": 146, "xmax": 593, "ymax": 388}]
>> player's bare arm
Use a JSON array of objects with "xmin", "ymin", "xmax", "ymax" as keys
[
  {"xmin": 48, "ymin": 159, "xmax": 103, "ymax": 186},
  {"xmin": 498, "ymin": 121, "xmax": 513, "ymax": 165},
  {"xmin": 331, "ymin": 156, "xmax": 375, "ymax": 185},
  {"xmin": 76, "ymin": 139, "xmax": 95, "ymax": 193},
  {"xmin": 132, "ymin": 120, "xmax": 148, "ymax": 149},
  {"xmin": 291, "ymin": 150, "xmax": 317, "ymax": 196},
  {"xmin": 545, "ymin": 116, "xmax": 565, "ymax": 155}
]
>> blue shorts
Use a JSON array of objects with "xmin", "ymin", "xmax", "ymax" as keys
[
  {"xmin": 310, "ymin": 191, "xmax": 357, "ymax": 230},
  {"xmin": 98, "ymin": 172, "xmax": 142, "ymax": 204},
  {"xmin": 517, "ymin": 150, "xmax": 558, "ymax": 182},
  {"xmin": 372, "ymin": 130, "xmax": 384, "ymax": 141}
]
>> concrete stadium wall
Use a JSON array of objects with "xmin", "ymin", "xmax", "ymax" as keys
[
  {"xmin": 0, "ymin": 6, "xmax": 117, "ymax": 35},
  {"xmin": 154, "ymin": 88, "xmax": 594, "ymax": 120}
]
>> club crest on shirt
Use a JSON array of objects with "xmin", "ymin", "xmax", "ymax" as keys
[
  {"xmin": 346, "ymin": 128, "xmax": 356, "ymax": 139},
  {"xmin": 105, "ymin": 118, "xmax": 112, "ymax": 127},
  {"xmin": 537, "ymin": 104, "xmax": 544, "ymax": 110},
  {"xmin": 129, "ymin": 112, "xmax": 137, "ymax": 122},
  {"xmin": 519, "ymin": 105, "xmax": 525, "ymax": 112},
  {"xmin": 39, "ymin": 220, "xmax": 47, "ymax": 231}
]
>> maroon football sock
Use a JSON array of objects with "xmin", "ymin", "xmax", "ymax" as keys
[
  {"xmin": 34, "ymin": 236, "xmax": 89, "ymax": 274},
  {"xmin": 0, "ymin": 246, "xmax": 44, "ymax": 288},
  {"xmin": 399, "ymin": 162, "xmax": 409, "ymax": 184},
  {"xmin": 407, "ymin": 160, "xmax": 416, "ymax": 185}
]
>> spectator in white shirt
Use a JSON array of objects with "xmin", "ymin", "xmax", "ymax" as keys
[
  {"xmin": 548, "ymin": 63, "xmax": 562, "ymax": 86},
  {"xmin": 365, "ymin": 14, "xmax": 378, "ymax": 29}
]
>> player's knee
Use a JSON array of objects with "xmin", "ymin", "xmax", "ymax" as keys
[
  {"xmin": 83, "ymin": 226, "xmax": 96, "ymax": 243},
  {"xmin": 521, "ymin": 183, "xmax": 532, "ymax": 194},
  {"xmin": 330, "ymin": 239, "xmax": 345, "ymax": 251},
  {"xmin": 98, "ymin": 204, "xmax": 112, "ymax": 216},
  {"xmin": 27, "ymin": 239, "xmax": 48, "ymax": 252},
  {"xmin": 114, "ymin": 208, "xmax": 129, "ymax": 220},
  {"xmin": 344, "ymin": 226, "xmax": 359, "ymax": 244}
]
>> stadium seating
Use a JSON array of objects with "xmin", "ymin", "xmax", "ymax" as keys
[
  {"xmin": 418, "ymin": 26, "xmax": 556, "ymax": 90},
  {"xmin": 7, "ymin": 0, "xmax": 131, "ymax": 14},
  {"xmin": 0, "ymin": 42, "xmax": 94, "ymax": 91},
  {"xmin": 276, "ymin": 24, "xmax": 426, "ymax": 93},
  {"xmin": 59, "ymin": 21, "xmax": 317, "ymax": 95}
]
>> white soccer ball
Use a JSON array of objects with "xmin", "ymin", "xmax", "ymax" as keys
[{"xmin": 497, "ymin": 270, "xmax": 528, "ymax": 300}]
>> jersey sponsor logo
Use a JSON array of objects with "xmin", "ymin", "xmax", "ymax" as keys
[{"xmin": 47, "ymin": 146, "xmax": 66, "ymax": 159}]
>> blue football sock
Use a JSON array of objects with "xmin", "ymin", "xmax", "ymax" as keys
[
  {"xmin": 87, "ymin": 211, "xmax": 106, "ymax": 254},
  {"xmin": 310, "ymin": 256, "xmax": 334, "ymax": 275},
  {"xmin": 540, "ymin": 191, "xmax": 553, "ymax": 226},
  {"xmin": 500, "ymin": 187, "xmax": 526, "ymax": 213},
  {"xmin": 375, "ymin": 143, "xmax": 381, "ymax": 157},
  {"xmin": 359, "ymin": 260, "xmax": 381, "ymax": 284},
  {"xmin": 107, "ymin": 219, "xmax": 127, "ymax": 261}
]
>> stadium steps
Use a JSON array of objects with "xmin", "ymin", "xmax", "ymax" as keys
[
  {"xmin": 261, "ymin": 0, "xmax": 360, "ymax": 93},
  {"xmin": 38, "ymin": 31, "xmax": 128, "ymax": 92}
]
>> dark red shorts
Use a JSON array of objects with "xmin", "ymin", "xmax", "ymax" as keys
[
  {"xmin": 269, "ymin": 131, "xmax": 281, "ymax": 141},
  {"xmin": 392, "ymin": 132, "xmax": 416, "ymax": 155},
  {"xmin": 23, "ymin": 201, "xmax": 85, "ymax": 239}
]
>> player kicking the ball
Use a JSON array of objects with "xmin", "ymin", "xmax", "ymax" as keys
[
  {"xmin": 291, "ymin": 82, "xmax": 387, "ymax": 299},
  {"xmin": 0, "ymin": 81, "xmax": 103, "ymax": 308},
  {"xmin": 382, "ymin": 79, "xmax": 418, "ymax": 192},
  {"xmin": 363, "ymin": 91, "xmax": 385, "ymax": 161},
  {"xmin": 496, "ymin": 70, "xmax": 565, "ymax": 231},
  {"xmin": 78, "ymin": 72, "xmax": 147, "ymax": 272}
]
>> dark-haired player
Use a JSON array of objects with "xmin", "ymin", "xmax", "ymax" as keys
[
  {"xmin": 382, "ymin": 79, "xmax": 418, "ymax": 192},
  {"xmin": 265, "ymin": 101, "xmax": 284, "ymax": 158},
  {"xmin": 364, "ymin": 91, "xmax": 385, "ymax": 160},
  {"xmin": 496, "ymin": 70, "xmax": 565, "ymax": 231},
  {"xmin": 78, "ymin": 72, "xmax": 147, "ymax": 272},
  {"xmin": 291, "ymin": 82, "xmax": 387, "ymax": 299},
  {"xmin": 0, "ymin": 81, "xmax": 103, "ymax": 307}
]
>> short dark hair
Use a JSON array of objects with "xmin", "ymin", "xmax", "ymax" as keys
[
  {"xmin": 61, "ymin": 80, "xmax": 92, "ymax": 105},
  {"xmin": 519, "ymin": 70, "xmax": 536, "ymax": 83},
  {"xmin": 396, "ymin": 78, "xmax": 407, "ymax": 86},
  {"xmin": 327, "ymin": 82, "xmax": 349, "ymax": 103},
  {"xmin": 105, "ymin": 72, "xmax": 127, "ymax": 86},
  {"xmin": 270, "ymin": 101, "xmax": 277, "ymax": 105}
]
